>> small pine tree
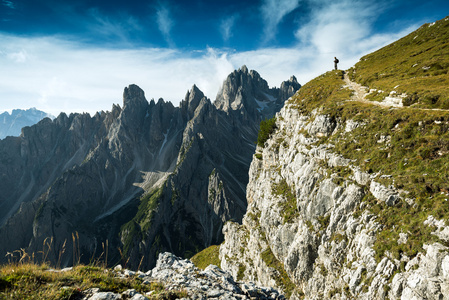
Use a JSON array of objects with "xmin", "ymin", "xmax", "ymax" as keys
[{"xmin": 257, "ymin": 117, "xmax": 277, "ymax": 147}]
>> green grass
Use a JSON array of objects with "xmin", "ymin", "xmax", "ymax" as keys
[
  {"xmin": 260, "ymin": 247, "xmax": 297, "ymax": 298},
  {"xmin": 350, "ymin": 16, "xmax": 449, "ymax": 109},
  {"xmin": 120, "ymin": 187, "xmax": 164, "ymax": 256},
  {"xmin": 0, "ymin": 263, "xmax": 187, "ymax": 300},
  {"xmin": 286, "ymin": 18, "xmax": 449, "ymax": 262},
  {"xmin": 190, "ymin": 245, "xmax": 221, "ymax": 270},
  {"xmin": 271, "ymin": 178, "xmax": 298, "ymax": 223}
]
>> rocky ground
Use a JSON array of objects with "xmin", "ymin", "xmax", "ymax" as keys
[{"xmin": 75, "ymin": 252, "xmax": 285, "ymax": 300}]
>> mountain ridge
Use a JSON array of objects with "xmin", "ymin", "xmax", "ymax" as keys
[
  {"xmin": 0, "ymin": 107, "xmax": 54, "ymax": 139},
  {"xmin": 0, "ymin": 66, "xmax": 300, "ymax": 271}
]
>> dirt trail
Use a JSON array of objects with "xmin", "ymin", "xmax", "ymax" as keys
[
  {"xmin": 342, "ymin": 72, "xmax": 449, "ymax": 112},
  {"xmin": 343, "ymin": 72, "xmax": 403, "ymax": 108}
]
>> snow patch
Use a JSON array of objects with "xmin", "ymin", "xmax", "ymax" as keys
[{"xmin": 254, "ymin": 98, "xmax": 269, "ymax": 112}]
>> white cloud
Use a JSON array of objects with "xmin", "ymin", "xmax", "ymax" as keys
[
  {"xmin": 0, "ymin": 33, "xmax": 328, "ymax": 116},
  {"xmin": 0, "ymin": 34, "xmax": 239, "ymax": 115},
  {"xmin": 220, "ymin": 14, "xmax": 239, "ymax": 42},
  {"xmin": 7, "ymin": 49, "xmax": 28, "ymax": 63},
  {"xmin": 156, "ymin": 2, "xmax": 175, "ymax": 47},
  {"xmin": 0, "ymin": 0, "xmax": 420, "ymax": 118},
  {"xmin": 260, "ymin": 0, "xmax": 301, "ymax": 43},
  {"xmin": 294, "ymin": 0, "xmax": 389, "ymax": 55}
]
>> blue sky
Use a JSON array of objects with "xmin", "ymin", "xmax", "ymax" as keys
[{"xmin": 1, "ymin": 0, "xmax": 448, "ymax": 115}]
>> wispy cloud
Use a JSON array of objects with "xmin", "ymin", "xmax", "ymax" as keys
[
  {"xmin": 87, "ymin": 8, "xmax": 142, "ymax": 44},
  {"xmin": 294, "ymin": 0, "xmax": 390, "ymax": 55},
  {"xmin": 7, "ymin": 49, "xmax": 28, "ymax": 63},
  {"xmin": 1, "ymin": 0, "xmax": 15, "ymax": 9},
  {"xmin": 220, "ymin": 14, "xmax": 239, "ymax": 42},
  {"xmin": 260, "ymin": 0, "xmax": 301, "ymax": 43},
  {"xmin": 156, "ymin": 2, "xmax": 175, "ymax": 47}
]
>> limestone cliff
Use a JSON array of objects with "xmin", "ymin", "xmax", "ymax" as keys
[
  {"xmin": 220, "ymin": 77, "xmax": 449, "ymax": 299},
  {"xmin": 219, "ymin": 17, "xmax": 449, "ymax": 299}
]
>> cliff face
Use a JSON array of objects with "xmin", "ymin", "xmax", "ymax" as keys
[
  {"xmin": 0, "ymin": 66, "xmax": 300, "ymax": 270},
  {"xmin": 219, "ymin": 17, "xmax": 449, "ymax": 299},
  {"xmin": 220, "ymin": 78, "xmax": 449, "ymax": 299}
]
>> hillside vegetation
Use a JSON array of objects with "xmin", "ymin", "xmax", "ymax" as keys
[
  {"xmin": 0, "ymin": 262, "xmax": 183, "ymax": 300},
  {"xmin": 289, "ymin": 17, "xmax": 449, "ymax": 262},
  {"xmin": 349, "ymin": 16, "xmax": 449, "ymax": 108}
]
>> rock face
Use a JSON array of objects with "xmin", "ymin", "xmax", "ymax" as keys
[
  {"xmin": 0, "ymin": 67, "xmax": 300, "ymax": 270},
  {"xmin": 219, "ymin": 99, "xmax": 449, "ymax": 299},
  {"xmin": 0, "ymin": 108, "xmax": 53, "ymax": 139}
]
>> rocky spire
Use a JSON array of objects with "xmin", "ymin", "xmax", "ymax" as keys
[
  {"xmin": 121, "ymin": 84, "xmax": 149, "ymax": 128},
  {"xmin": 214, "ymin": 65, "xmax": 270, "ymax": 113},
  {"xmin": 279, "ymin": 75, "xmax": 301, "ymax": 101},
  {"xmin": 181, "ymin": 84, "xmax": 206, "ymax": 118}
]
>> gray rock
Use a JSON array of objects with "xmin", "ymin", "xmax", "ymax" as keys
[
  {"xmin": 369, "ymin": 180, "xmax": 399, "ymax": 206},
  {"xmin": 130, "ymin": 294, "xmax": 148, "ymax": 300},
  {"xmin": 87, "ymin": 292, "xmax": 120, "ymax": 300},
  {"xmin": 145, "ymin": 252, "xmax": 282, "ymax": 299}
]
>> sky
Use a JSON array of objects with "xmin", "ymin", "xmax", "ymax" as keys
[{"xmin": 1, "ymin": 0, "xmax": 448, "ymax": 116}]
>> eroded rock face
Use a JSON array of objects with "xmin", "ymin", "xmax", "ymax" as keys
[
  {"xmin": 0, "ymin": 67, "xmax": 300, "ymax": 271},
  {"xmin": 219, "ymin": 102, "xmax": 449, "ymax": 299}
]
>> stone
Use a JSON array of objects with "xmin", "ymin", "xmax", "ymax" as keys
[
  {"xmin": 114, "ymin": 265, "xmax": 122, "ymax": 271},
  {"xmin": 88, "ymin": 292, "xmax": 120, "ymax": 300},
  {"xmin": 369, "ymin": 181, "xmax": 399, "ymax": 206},
  {"xmin": 122, "ymin": 289, "xmax": 138, "ymax": 297},
  {"xmin": 144, "ymin": 252, "xmax": 282, "ymax": 299}
]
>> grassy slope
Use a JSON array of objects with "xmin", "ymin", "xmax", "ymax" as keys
[
  {"xmin": 190, "ymin": 245, "xmax": 221, "ymax": 270},
  {"xmin": 350, "ymin": 16, "xmax": 449, "ymax": 108},
  {"xmin": 289, "ymin": 17, "xmax": 449, "ymax": 262},
  {"xmin": 0, "ymin": 263, "xmax": 187, "ymax": 300}
]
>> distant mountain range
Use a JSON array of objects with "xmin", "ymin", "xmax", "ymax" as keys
[
  {"xmin": 0, "ymin": 108, "xmax": 54, "ymax": 139},
  {"xmin": 0, "ymin": 66, "xmax": 300, "ymax": 270}
]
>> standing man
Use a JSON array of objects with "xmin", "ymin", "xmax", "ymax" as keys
[{"xmin": 334, "ymin": 57, "xmax": 339, "ymax": 70}]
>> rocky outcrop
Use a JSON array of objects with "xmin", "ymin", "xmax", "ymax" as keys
[
  {"xmin": 0, "ymin": 67, "xmax": 300, "ymax": 271},
  {"xmin": 219, "ymin": 100, "xmax": 449, "ymax": 299},
  {"xmin": 68, "ymin": 252, "xmax": 285, "ymax": 299}
]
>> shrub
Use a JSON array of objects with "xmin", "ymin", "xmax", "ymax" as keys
[{"xmin": 257, "ymin": 117, "xmax": 277, "ymax": 147}]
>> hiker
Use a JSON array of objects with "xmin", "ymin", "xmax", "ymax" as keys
[{"xmin": 334, "ymin": 57, "xmax": 339, "ymax": 70}]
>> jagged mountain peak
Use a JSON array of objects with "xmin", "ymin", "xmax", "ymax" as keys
[
  {"xmin": 120, "ymin": 84, "xmax": 149, "ymax": 128},
  {"xmin": 214, "ymin": 66, "xmax": 294, "ymax": 118},
  {"xmin": 123, "ymin": 84, "xmax": 147, "ymax": 108},
  {"xmin": 181, "ymin": 84, "xmax": 207, "ymax": 117},
  {"xmin": 288, "ymin": 75, "xmax": 298, "ymax": 83},
  {"xmin": 279, "ymin": 75, "xmax": 301, "ymax": 102}
]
